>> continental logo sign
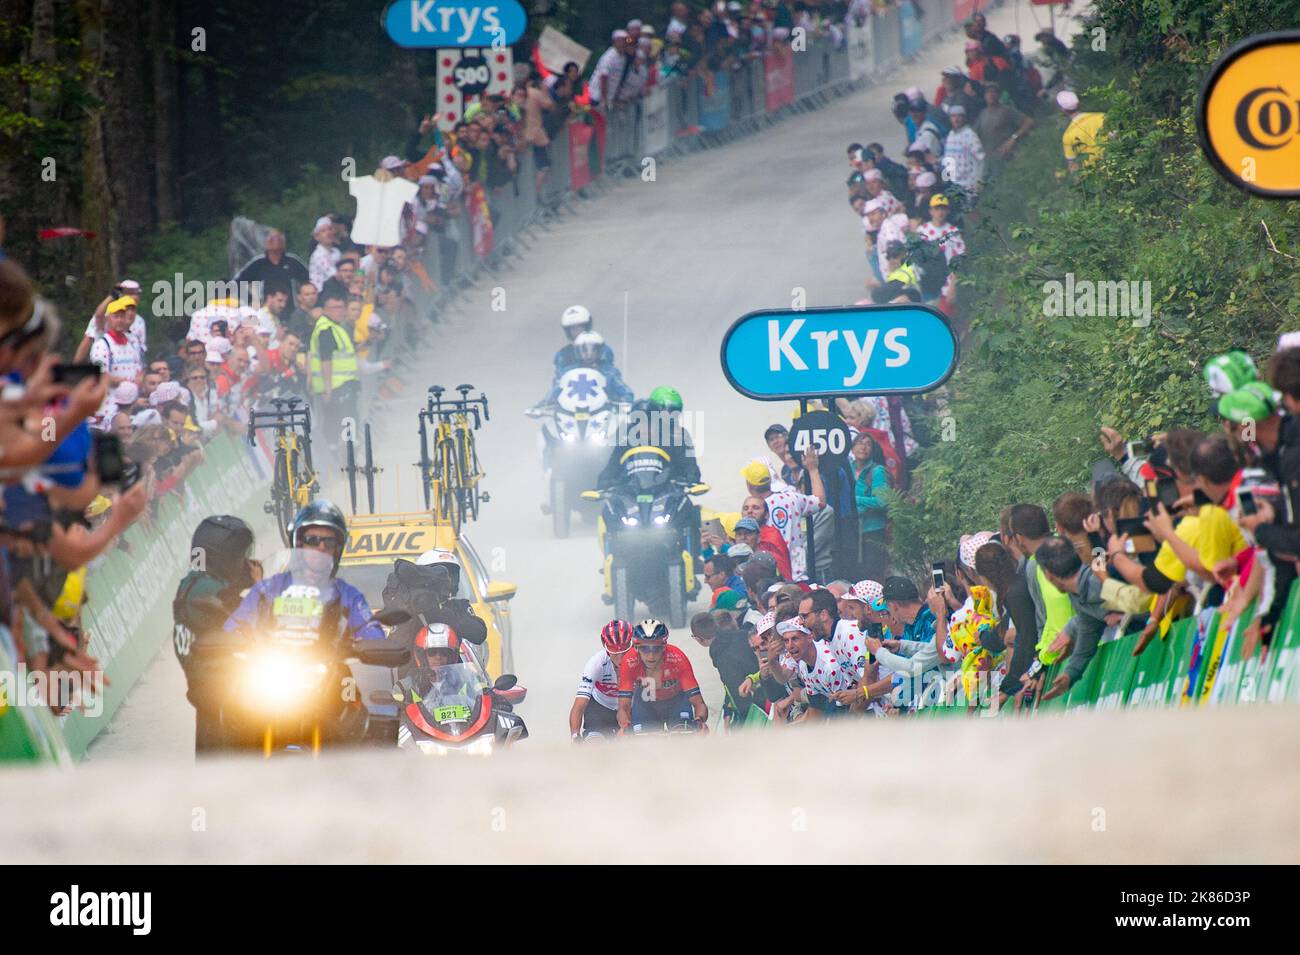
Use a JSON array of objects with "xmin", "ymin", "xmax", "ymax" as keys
[
  {"xmin": 344, "ymin": 527, "xmax": 432, "ymax": 558},
  {"xmin": 1197, "ymin": 31, "xmax": 1300, "ymax": 197}
]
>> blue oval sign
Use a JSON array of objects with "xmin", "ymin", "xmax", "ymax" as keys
[
  {"xmin": 384, "ymin": 1, "xmax": 527, "ymax": 49},
  {"xmin": 720, "ymin": 305, "xmax": 958, "ymax": 400}
]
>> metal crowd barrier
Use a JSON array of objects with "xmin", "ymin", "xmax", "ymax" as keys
[{"xmin": 415, "ymin": 0, "xmax": 986, "ymax": 313}]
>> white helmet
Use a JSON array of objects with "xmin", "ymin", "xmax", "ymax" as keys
[
  {"xmin": 574, "ymin": 330, "xmax": 605, "ymax": 363},
  {"xmin": 415, "ymin": 548, "xmax": 461, "ymax": 599},
  {"xmin": 561, "ymin": 304, "xmax": 592, "ymax": 332}
]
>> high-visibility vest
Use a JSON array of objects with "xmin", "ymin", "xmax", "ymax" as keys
[
  {"xmin": 886, "ymin": 262, "xmax": 920, "ymax": 290},
  {"xmin": 308, "ymin": 316, "xmax": 358, "ymax": 394}
]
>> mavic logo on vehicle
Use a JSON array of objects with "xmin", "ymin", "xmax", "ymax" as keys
[
  {"xmin": 383, "ymin": 0, "xmax": 527, "ymax": 48},
  {"xmin": 346, "ymin": 530, "xmax": 429, "ymax": 556},
  {"xmin": 1198, "ymin": 31, "xmax": 1300, "ymax": 197},
  {"xmin": 49, "ymin": 886, "xmax": 151, "ymax": 935},
  {"xmin": 720, "ymin": 305, "xmax": 957, "ymax": 400}
]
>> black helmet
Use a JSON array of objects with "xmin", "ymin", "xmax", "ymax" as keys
[
  {"xmin": 191, "ymin": 515, "xmax": 255, "ymax": 589},
  {"xmin": 289, "ymin": 500, "xmax": 349, "ymax": 572}
]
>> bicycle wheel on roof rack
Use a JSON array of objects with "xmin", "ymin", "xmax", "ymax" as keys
[
  {"xmin": 273, "ymin": 448, "xmax": 295, "ymax": 546},
  {"xmin": 437, "ymin": 436, "xmax": 462, "ymax": 536},
  {"xmin": 457, "ymin": 430, "xmax": 480, "ymax": 523}
]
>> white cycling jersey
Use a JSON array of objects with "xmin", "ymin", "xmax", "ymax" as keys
[{"xmin": 576, "ymin": 650, "xmax": 620, "ymax": 710}]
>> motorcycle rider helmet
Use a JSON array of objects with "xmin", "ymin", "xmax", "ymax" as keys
[
  {"xmin": 647, "ymin": 386, "xmax": 682, "ymax": 415},
  {"xmin": 632, "ymin": 618, "xmax": 669, "ymax": 645},
  {"xmin": 574, "ymin": 330, "xmax": 605, "ymax": 365},
  {"xmin": 415, "ymin": 548, "xmax": 462, "ymax": 601},
  {"xmin": 191, "ymin": 515, "xmax": 256, "ymax": 590},
  {"xmin": 414, "ymin": 621, "xmax": 462, "ymax": 668},
  {"xmin": 560, "ymin": 304, "xmax": 592, "ymax": 339},
  {"xmin": 289, "ymin": 499, "xmax": 349, "ymax": 572},
  {"xmin": 601, "ymin": 619, "xmax": 635, "ymax": 654}
]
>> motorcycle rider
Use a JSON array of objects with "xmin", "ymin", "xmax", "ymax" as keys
[
  {"xmin": 379, "ymin": 548, "xmax": 488, "ymax": 670},
  {"xmin": 224, "ymin": 499, "xmax": 383, "ymax": 643},
  {"xmin": 569, "ymin": 619, "xmax": 634, "ymax": 740},
  {"xmin": 539, "ymin": 330, "xmax": 633, "ymax": 406},
  {"xmin": 616, "ymin": 618, "xmax": 708, "ymax": 732},
  {"xmin": 552, "ymin": 304, "xmax": 614, "ymax": 371},
  {"xmin": 172, "ymin": 514, "xmax": 261, "ymax": 752},
  {"xmin": 596, "ymin": 385, "xmax": 701, "ymax": 489}
]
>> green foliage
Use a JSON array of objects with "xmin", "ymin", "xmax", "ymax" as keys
[{"xmin": 891, "ymin": 0, "xmax": 1300, "ymax": 566}]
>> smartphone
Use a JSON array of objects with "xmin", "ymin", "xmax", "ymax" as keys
[
  {"xmin": 931, "ymin": 561, "xmax": 945, "ymax": 590},
  {"xmin": 1115, "ymin": 517, "xmax": 1158, "ymax": 564},
  {"xmin": 51, "ymin": 363, "xmax": 103, "ymax": 387},
  {"xmin": 92, "ymin": 432, "xmax": 126, "ymax": 484},
  {"xmin": 1146, "ymin": 477, "xmax": 1180, "ymax": 512},
  {"xmin": 1239, "ymin": 490, "xmax": 1257, "ymax": 516},
  {"xmin": 1126, "ymin": 439, "xmax": 1151, "ymax": 460}
]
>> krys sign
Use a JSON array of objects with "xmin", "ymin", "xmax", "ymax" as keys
[
  {"xmin": 384, "ymin": 0, "xmax": 527, "ymax": 48},
  {"xmin": 1197, "ymin": 30, "xmax": 1300, "ymax": 198},
  {"xmin": 720, "ymin": 305, "xmax": 958, "ymax": 400}
]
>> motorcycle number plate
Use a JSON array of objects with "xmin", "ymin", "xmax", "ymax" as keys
[
  {"xmin": 636, "ymin": 494, "xmax": 654, "ymax": 503},
  {"xmin": 575, "ymin": 412, "xmax": 589, "ymax": 421},
  {"xmin": 433, "ymin": 704, "xmax": 472, "ymax": 722}
]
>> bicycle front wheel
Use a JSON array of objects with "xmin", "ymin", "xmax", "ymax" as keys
[
  {"xmin": 273, "ymin": 449, "xmax": 294, "ymax": 546},
  {"xmin": 437, "ymin": 437, "xmax": 462, "ymax": 535},
  {"xmin": 457, "ymin": 429, "xmax": 479, "ymax": 523}
]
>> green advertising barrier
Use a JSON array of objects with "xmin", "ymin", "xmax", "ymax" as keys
[
  {"xmin": 0, "ymin": 432, "xmax": 268, "ymax": 763},
  {"xmin": 1092, "ymin": 633, "xmax": 1139, "ymax": 710},
  {"xmin": 0, "ymin": 640, "xmax": 73, "ymax": 765},
  {"xmin": 1127, "ymin": 625, "xmax": 1175, "ymax": 708},
  {"xmin": 1262, "ymin": 585, "xmax": 1300, "ymax": 703}
]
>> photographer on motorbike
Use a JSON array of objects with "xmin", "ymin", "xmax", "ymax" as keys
[
  {"xmin": 378, "ymin": 548, "xmax": 487, "ymax": 667},
  {"xmin": 552, "ymin": 304, "xmax": 614, "ymax": 371},
  {"xmin": 538, "ymin": 330, "xmax": 633, "ymax": 407},
  {"xmin": 172, "ymin": 514, "xmax": 261, "ymax": 752},
  {"xmin": 223, "ymin": 499, "xmax": 383, "ymax": 643}
]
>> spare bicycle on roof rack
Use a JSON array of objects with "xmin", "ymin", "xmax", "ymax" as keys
[{"xmin": 417, "ymin": 384, "xmax": 490, "ymax": 536}]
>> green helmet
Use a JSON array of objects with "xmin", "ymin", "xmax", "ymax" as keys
[
  {"xmin": 1204, "ymin": 350, "xmax": 1258, "ymax": 396},
  {"xmin": 647, "ymin": 386, "xmax": 682, "ymax": 413},
  {"xmin": 1217, "ymin": 381, "xmax": 1276, "ymax": 424}
]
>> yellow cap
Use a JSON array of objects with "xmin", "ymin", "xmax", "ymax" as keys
[
  {"xmin": 741, "ymin": 461, "xmax": 772, "ymax": 487},
  {"xmin": 930, "ymin": 193, "xmax": 950, "ymax": 207},
  {"xmin": 107, "ymin": 295, "xmax": 137, "ymax": 314}
]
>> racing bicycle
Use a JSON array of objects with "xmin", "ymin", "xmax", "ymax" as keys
[
  {"xmin": 248, "ymin": 396, "xmax": 318, "ymax": 545},
  {"xmin": 417, "ymin": 384, "xmax": 490, "ymax": 535}
]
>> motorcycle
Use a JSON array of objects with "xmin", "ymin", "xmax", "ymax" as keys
[
  {"xmin": 393, "ymin": 664, "xmax": 528, "ymax": 755},
  {"xmin": 191, "ymin": 548, "xmax": 408, "ymax": 758},
  {"xmin": 526, "ymin": 367, "xmax": 624, "ymax": 538},
  {"xmin": 581, "ymin": 448, "xmax": 709, "ymax": 629}
]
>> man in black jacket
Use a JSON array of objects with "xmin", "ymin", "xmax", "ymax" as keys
[
  {"xmin": 690, "ymin": 611, "xmax": 759, "ymax": 726},
  {"xmin": 378, "ymin": 551, "xmax": 487, "ymax": 672}
]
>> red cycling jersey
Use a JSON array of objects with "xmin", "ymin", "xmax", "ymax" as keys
[{"xmin": 617, "ymin": 645, "xmax": 701, "ymax": 701}]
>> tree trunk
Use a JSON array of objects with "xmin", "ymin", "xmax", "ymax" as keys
[{"xmin": 150, "ymin": 0, "xmax": 179, "ymax": 224}]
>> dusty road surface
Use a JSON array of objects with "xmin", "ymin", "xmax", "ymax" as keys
[
  {"xmin": 10, "ymin": 706, "xmax": 1300, "ymax": 863},
  {"xmin": 9, "ymin": 6, "xmax": 1278, "ymax": 868}
]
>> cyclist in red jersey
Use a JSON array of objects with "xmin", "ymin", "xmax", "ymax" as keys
[{"xmin": 617, "ymin": 619, "xmax": 708, "ymax": 732}]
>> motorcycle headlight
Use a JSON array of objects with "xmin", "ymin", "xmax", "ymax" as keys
[
  {"xmin": 561, "ymin": 431, "xmax": 577, "ymax": 443},
  {"xmin": 465, "ymin": 736, "xmax": 496, "ymax": 757},
  {"xmin": 621, "ymin": 515, "xmax": 640, "ymax": 526},
  {"xmin": 653, "ymin": 514, "xmax": 671, "ymax": 525},
  {"xmin": 240, "ymin": 650, "xmax": 327, "ymax": 710},
  {"xmin": 416, "ymin": 740, "xmax": 451, "ymax": 757}
]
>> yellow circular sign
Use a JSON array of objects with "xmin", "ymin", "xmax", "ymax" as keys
[{"xmin": 1198, "ymin": 31, "xmax": 1300, "ymax": 197}]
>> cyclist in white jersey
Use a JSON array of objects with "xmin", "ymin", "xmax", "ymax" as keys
[{"xmin": 569, "ymin": 620, "xmax": 634, "ymax": 740}]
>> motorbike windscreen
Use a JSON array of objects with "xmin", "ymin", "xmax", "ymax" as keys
[
  {"xmin": 554, "ymin": 366, "xmax": 609, "ymax": 413},
  {"xmin": 410, "ymin": 663, "xmax": 491, "ymax": 738},
  {"xmin": 257, "ymin": 547, "xmax": 343, "ymax": 643},
  {"xmin": 620, "ymin": 447, "xmax": 671, "ymax": 491}
]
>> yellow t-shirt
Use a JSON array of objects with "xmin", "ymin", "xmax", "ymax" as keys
[
  {"xmin": 1062, "ymin": 111, "xmax": 1105, "ymax": 163},
  {"xmin": 1152, "ymin": 505, "xmax": 1245, "ymax": 584}
]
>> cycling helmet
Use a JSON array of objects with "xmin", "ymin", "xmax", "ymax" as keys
[
  {"xmin": 413, "ymin": 621, "xmax": 462, "ymax": 668},
  {"xmin": 191, "ymin": 514, "xmax": 256, "ymax": 588},
  {"xmin": 415, "ymin": 548, "xmax": 462, "ymax": 600},
  {"xmin": 1204, "ymin": 351, "xmax": 1258, "ymax": 396},
  {"xmin": 574, "ymin": 330, "xmax": 604, "ymax": 364},
  {"xmin": 561, "ymin": 305, "xmax": 592, "ymax": 337},
  {"xmin": 633, "ymin": 618, "xmax": 669, "ymax": 644},
  {"xmin": 647, "ymin": 386, "xmax": 682, "ymax": 414},
  {"xmin": 601, "ymin": 619, "xmax": 635, "ymax": 654}
]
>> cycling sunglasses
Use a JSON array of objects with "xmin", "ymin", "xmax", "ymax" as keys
[
  {"xmin": 634, "ymin": 641, "xmax": 666, "ymax": 653},
  {"xmin": 299, "ymin": 533, "xmax": 342, "ymax": 551}
]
